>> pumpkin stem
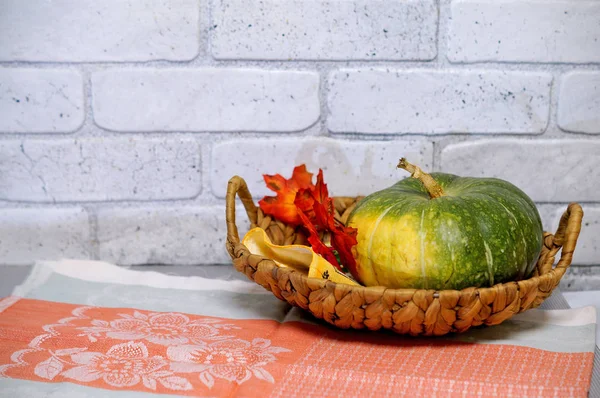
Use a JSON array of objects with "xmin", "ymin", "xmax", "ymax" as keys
[{"xmin": 397, "ymin": 158, "xmax": 445, "ymax": 199}]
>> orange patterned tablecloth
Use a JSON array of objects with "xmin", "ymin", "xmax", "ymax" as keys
[{"xmin": 0, "ymin": 260, "xmax": 596, "ymax": 397}]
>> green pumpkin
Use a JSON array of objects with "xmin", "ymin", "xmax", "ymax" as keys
[{"xmin": 346, "ymin": 159, "xmax": 543, "ymax": 290}]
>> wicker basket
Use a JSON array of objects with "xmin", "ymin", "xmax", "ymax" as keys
[{"xmin": 225, "ymin": 176, "xmax": 584, "ymax": 336}]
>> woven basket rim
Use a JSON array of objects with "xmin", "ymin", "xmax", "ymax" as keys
[
  {"xmin": 233, "ymin": 233, "xmax": 563, "ymax": 296},
  {"xmin": 225, "ymin": 175, "xmax": 584, "ymax": 335}
]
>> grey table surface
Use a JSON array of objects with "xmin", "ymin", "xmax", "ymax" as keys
[{"xmin": 1, "ymin": 264, "xmax": 599, "ymax": 396}]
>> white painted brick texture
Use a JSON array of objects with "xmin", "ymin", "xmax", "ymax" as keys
[
  {"xmin": 97, "ymin": 207, "xmax": 230, "ymax": 265},
  {"xmin": 0, "ymin": 69, "xmax": 84, "ymax": 133},
  {"xmin": 558, "ymin": 72, "xmax": 600, "ymax": 134},
  {"xmin": 328, "ymin": 70, "xmax": 551, "ymax": 134},
  {"xmin": 0, "ymin": 0, "xmax": 200, "ymax": 62},
  {"xmin": 0, "ymin": 208, "xmax": 91, "ymax": 266},
  {"xmin": 1, "ymin": 0, "xmax": 599, "ymax": 278},
  {"xmin": 0, "ymin": 139, "xmax": 201, "ymax": 202},
  {"xmin": 440, "ymin": 140, "xmax": 600, "ymax": 202},
  {"xmin": 212, "ymin": 0, "xmax": 437, "ymax": 60},
  {"xmin": 211, "ymin": 138, "xmax": 433, "ymax": 198},
  {"xmin": 92, "ymin": 69, "xmax": 320, "ymax": 132},
  {"xmin": 448, "ymin": 0, "xmax": 600, "ymax": 63}
]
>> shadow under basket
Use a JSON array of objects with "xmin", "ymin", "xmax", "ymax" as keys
[{"xmin": 225, "ymin": 176, "xmax": 584, "ymax": 336}]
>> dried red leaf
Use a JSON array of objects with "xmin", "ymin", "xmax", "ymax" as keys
[
  {"xmin": 294, "ymin": 170, "xmax": 358, "ymax": 272},
  {"xmin": 259, "ymin": 165, "xmax": 358, "ymax": 272},
  {"xmin": 290, "ymin": 165, "xmax": 314, "ymax": 190},
  {"xmin": 312, "ymin": 169, "xmax": 329, "ymax": 203},
  {"xmin": 258, "ymin": 165, "xmax": 314, "ymax": 226},
  {"xmin": 331, "ymin": 223, "xmax": 358, "ymax": 275},
  {"xmin": 263, "ymin": 173, "xmax": 287, "ymax": 192},
  {"xmin": 258, "ymin": 195, "xmax": 298, "ymax": 225},
  {"xmin": 297, "ymin": 209, "xmax": 339, "ymax": 267},
  {"xmin": 294, "ymin": 189, "xmax": 314, "ymax": 220}
]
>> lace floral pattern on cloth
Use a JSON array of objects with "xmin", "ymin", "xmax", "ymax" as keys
[
  {"xmin": 78, "ymin": 311, "xmax": 237, "ymax": 345},
  {"xmin": 0, "ymin": 299, "xmax": 290, "ymax": 394}
]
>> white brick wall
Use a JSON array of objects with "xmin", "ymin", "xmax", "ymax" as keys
[
  {"xmin": 448, "ymin": 0, "xmax": 600, "ymax": 63},
  {"xmin": 0, "ymin": 69, "xmax": 84, "ymax": 133},
  {"xmin": 211, "ymin": 0, "xmax": 438, "ymax": 60},
  {"xmin": 92, "ymin": 69, "xmax": 320, "ymax": 132},
  {"xmin": 0, "ymin": 138, "xmax": 201, "ymax": 202},
  {"xmin": 97, "ymin": 207, "xmax": 230, "ymax": 265},
  {"xmin": 558, "ymin": 72, "xmax": 600, "ymax": 134},
  {"xmin": 440, "ymin": 139, "xmax": 600, "ymax": 202},
  {"xmin": 0, "ymin": 0, "xmax": 200, "ymax": 62},
  {"xmin": 1, "ymin": 0, "xmax": 599, "ymax": 287},
  {"xmin": 328, "ymin": 70, "xmax": 551, "ymax": 134},
  {"xmin": 0, "ymin": 208, "xmax": 91, "ymax": 266}
]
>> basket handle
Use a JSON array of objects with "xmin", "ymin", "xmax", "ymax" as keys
[
  {"xmin": 552, "ymin": 202, "xmax": 584, "ymax": 270},
  {"xmin": 537, "ymin": 202, "xmax": 583, "ymax": 277},
  {"xmin": 226, "ymin": 176, "xmax": 258, "ymax": 249}
]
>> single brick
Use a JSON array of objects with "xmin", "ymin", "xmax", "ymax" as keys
[
  {"xmin": 212, "ymin": 0, "xmax": 437, "ymax": 60},
  {"xmin": 448, "ymin": 0, "xmax": 600, "ymax": 63},
  {"xmin": 328, "ymin": 69, "xmax": 551, "ymax": 134},
  {"xmin": 211, "ymin": 138, "xmax": 433, "ymax": 198},
  {"xmin": 92, "ymin": 68, "xmax": 320, "ymax": 132},
  {"xmin": 0, "ymin": 69, "xmax": 84, "ymax": 133},
  {"xmin": 0, "ymin": 138, "xmax": 201, "ymax": 202},
  {"xmin": 0, "ymin": 208, "xmax": 90, "ymax": 265},
  {"xmin": 558, "ymin": 72, "xmax": 600, "ymax": 134},
  {"xmin": 97, "ymin": 206, "xmax": 231, "ymax": 265},
  {"xmin": 0, "ymin": 0, "xmax": 199, "ymax": 62},
  {"xmin": 440, "ymin": 139, "xmax": 600, "ymax": 202}
]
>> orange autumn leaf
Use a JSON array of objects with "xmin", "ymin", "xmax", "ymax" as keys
[
  {"xmin": 289, "ymin": 165, "xmax": 313, "ymax": 190},
  {"xmin": 258, "ymin": 165, "xmax": 314, "ymax": 226},
  {"xmin": 330, "ymin": 222, "xmax": 358, "ymax": 275},
  {"xmin": 297, "ymin": 209, "xmax": 339, "ymax": 268},
  {"xmin": 295, "ymin": 170, "xmax": 358, "ymax": 272},
  {"xmin": 294, "ymin": 168, "xmax": 328, "ymax": 220},
  {"xmin": 259, "ymin": 165, "xmax": 358, "ymax": 272}
]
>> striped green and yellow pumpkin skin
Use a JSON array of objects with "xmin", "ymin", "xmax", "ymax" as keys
[{"xmin": 346, "ymin": 173, "xmax": 544, "ymax": 290}]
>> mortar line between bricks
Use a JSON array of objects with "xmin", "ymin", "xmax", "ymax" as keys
[
  {"xmin": 69, "ymin": 63, "xmax": 90, "ymax": 134},
  {"xmin": 1, "ymin": 130, "xmax": 597, "ymax": 141},
  {"xmin": 0, "ymin": 129, "xmax": 318, "ymax": 140},
  {"xmin": 435, "ymin": 0, "xmax": 452, "ymax": 69},
  {"xmin": 0, "ymin": 201, "xmax": 243, "ymax": 209},
  {"xmin": 201, "ymin": 0, "xmax": 212, "ymax": 62},
  {"xmin": 548, "ymin": 70, "xmax": 561, "ymax": 135},
  {"xmin": 196, "ymin": 132, "xmax": 599, "ymax": 143},
  {"xmin": 319, "ymin": 67, "xmax": 331, "ymax": 137},
  {"xmin": 82, "ymin": 67, "xmax": 95, "ymax": 131},
  {"xmin": 2, "ymin": 60, "xmax": 600, "ymax": 71}
]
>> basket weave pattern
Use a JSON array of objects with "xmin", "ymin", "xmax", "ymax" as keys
[{"xmin": 225, "ymin": 176, "xmax": 584, "ymax": 336}]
